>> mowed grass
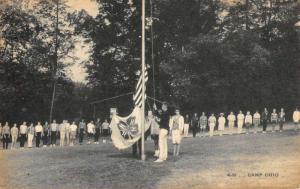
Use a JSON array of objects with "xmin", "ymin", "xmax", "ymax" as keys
[{"xmin": 1, "ymin": 128, "xmax": 300, "ymax": 189}]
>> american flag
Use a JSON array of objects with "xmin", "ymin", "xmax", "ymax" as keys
[{"xmin": 133, "ymin": 67, "xmax": 148, "ymax": 107}]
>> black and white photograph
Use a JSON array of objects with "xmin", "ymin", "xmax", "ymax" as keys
[{"xmin": 0, "ymin": 0, "xmax": 300, "ymax": 188}]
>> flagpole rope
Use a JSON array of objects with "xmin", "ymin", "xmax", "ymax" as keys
[
  {"xmin": 146, "ymin": 95, "xmax": 164, "ymax": 104},
  {"xmin": 90, "ymin": 92, "xmax": 134, "ymax": 104},
  {"xmin": 150, "ymin": 0, "xmax": 156, "ymax": 103}
]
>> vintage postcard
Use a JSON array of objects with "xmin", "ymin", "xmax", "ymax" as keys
[{"xmin": 0, "ymin": 0, "xmax": 299, "ymax": 189}]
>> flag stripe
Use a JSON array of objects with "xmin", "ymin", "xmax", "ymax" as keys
[{"xmin": 133, "ymin": 67, "xmax": 148, "ymax": 108}]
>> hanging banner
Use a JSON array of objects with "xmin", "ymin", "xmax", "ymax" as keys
[{"xmin": 109, "ymin": 107, "xmax": 150, "ymax": 150}]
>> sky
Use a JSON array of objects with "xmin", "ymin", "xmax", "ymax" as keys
[{"xmin": 65, "ymin": 0, "xmax": 98, "ymax": 83}]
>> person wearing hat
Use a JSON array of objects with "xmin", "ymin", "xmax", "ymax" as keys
[
  {"xmin": 208, "ymin": 113, "xmax": 216, "ymax": 137},
  {"xmin": 169, "ymin": 108, "xmax": 184, "ymax": 158},
  {"xmin": 244, "ymin": 111, "xmax": 252, "ymax": 134},
  {"xmin": 218, "ymin": 113, "xmax": 226, "ymax": 136}
]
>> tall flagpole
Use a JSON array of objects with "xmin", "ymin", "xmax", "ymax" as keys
[{"xmin": 141, "ymin": 0, "xmax": 146, "ymax": 161}]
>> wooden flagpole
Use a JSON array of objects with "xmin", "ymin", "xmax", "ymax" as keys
[{"xmin": 141, "ymin": 0, "xmax": 146, "ymax": 161}]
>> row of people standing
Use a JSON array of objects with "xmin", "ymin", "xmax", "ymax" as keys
[
  {"xmin": 0, "ymin": 119, "xmax": 111, "ymax": 150},
  {"xmin": 184, "ymin": 107, "xmax": 300, "ymax": 137}
]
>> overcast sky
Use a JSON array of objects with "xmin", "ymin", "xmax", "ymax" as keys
[{"xmin": 65, "ymin": 0, "xmax": 98, "ymax": 83}]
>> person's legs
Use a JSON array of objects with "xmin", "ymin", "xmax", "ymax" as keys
[
  {"xmin": 20, "ymin": 134, "xmax": 24, "ymax": 147},
  {"xmin": 271, "ymin": 122, "xmax": 275, "ymax": 132},
  {"xmin": 11, "ymin": 135, "xmax": 16, "ymax": 149},
  {"xmin": 79, "ymin": 129, "xmax": 83, "ymax": 144},
  {"xmin": 60, "ymin": 133, "xmax": 65, "ymax": 146},
  {"xmin": 27, "ymin": 134, "xmax": 33, "ymax": 148},
  {"xmin": 66, "ymin": 132, "xmax": 70, "ymax": 146},
  {"xmin": 209, "ymin": 125, "xmax": 214, "ymax": 136},
  {"xmin": 5, "ymin": 134, "xmax": 9, "ymax": 149},
  {"xmin": 279, "ymin": 121, "xmax": 283, "ymax": 131},
  {"xmin": 36, "ymin": 133, "xmax": 40, "ymax": 147},
  {"xmin": 43, "ymin": 132, "xmax": 48, "ymax": 147},
  {"xmin": 192, "ymin": 127, "xmax": 197, "ymax": 137},
  {"xmin": 158, "ymin": 129, "xmax": 168, "ymax": 161},
  {"xmin": 95, "ymin": 128, "xmax": 100, "ymax": 143},
  {"xmin": 263, "ymin": 121, "xmax": 267, "ymax": 132},
  {"xmin": 2, "ymin": 136, "xmax": 6, "ymax": 149}
]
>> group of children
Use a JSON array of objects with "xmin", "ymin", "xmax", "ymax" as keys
[
  {"xmin": 0, "ymin": 118, "xmax": 111, "ymax": 150},
  {"xmin": 183, "ymin": 108, "xmax": 300, "ymax": 137},
  {"xmin": 144, "ymin": 105, "xmax": 300, "ymax": 163}
]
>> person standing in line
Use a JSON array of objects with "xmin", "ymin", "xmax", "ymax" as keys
[
  {"xmin": 227, "ymin": 112, "xmax": 236, "ymax": 134},
  {"xmin": 94, "ymin": 118, "xmax": 101, "ymax": 144},
  {"xmin": 278, "ymin": 108, "xmax": 285, "ymax": 132},
  {"xmin": 147, "ymin": 110, "xmax": 160, "ymax": 157},
  {"xmin": 0, "ymin": 123, "xmax": 2, "ymax": 148},
  {"xmin": 154, "ymin": 102, "xmax": 170, "ymax": 163},
  {"xmin": 191, "ymin": 113, "xmax": 199, "ymax": 138},
  {"xmin": 253, "ymin": 110, "xmax": 261, "ymax": 133},
  {"xmin": 199, "ymin": 112, "xmax": 208, "ymax": 136},
  {"xmin": 169, "ymin": 108, "xmax": 184, "ymax": 158},
  {"xmin": 183, "ymin": 114, "xmax": 190, "ymax": 138},
  {"xmin": 78, "ymin": 120, "xmax": 86, "ymax": 145},
  {"xmin": 27, "ymin": 123, "xmax": 34, "ymax": 148},
  {"xmin": 59, "ymin": 120, "xmax": 66, "ymax": 147},
  {"xmin": 65, "ymin": 120, "xmax": 71, "ymax": 146},
  {"xmin": 70, "ymin": 121, "xmax": 77, "ymax": 146},
  {"xmin": 50, "ymin": 120, "xmax": 58, "ymax": 147},
  {"xmin": 102, "ymin": 119, "xmax": 110, "ymax": 136},
  {"xmin": 261, "ymin": 108, "xmax": 269, "ymax": 133},
  {"xmin": 293, "ymin": 108, "xmax": 300, "ymax": 131},
  {"xmin": 87, "ymin": 121, "xmax": 95, "ymax": 144},
  {"xmin": 208, "ymin": 113, "xmax": 216, "ymax": 137},
  {"xmin": 270, "ymin": 109, "xmax": 278, "ymax": 132},
  {"xmin": 218, "ymin": 113, "xmax": 226, "ymax": 136},
  {"xmin": 237, "ymin": 111, "xmax": 245, "ymax": 134},
  {"xmin": 19, "ymin": 122, "xmax": 28, "ymax": 149},
  {"xmin": 42, "ymin": 121, "xmax": 49, "ymax": 147},
  {"xmin": 244, "ymin": 111, "xmax": 252, "ymax": 134},
  {"xmin": 35, "ymin": 122, "xmax": 43, "ymax": 148},
  {"xmin": 10, "ymin": 123, "xmax": 19, "ymax": 149},
  {"xmin": 2, "ymin": 122, "xmax": 10, "ymax": 150}
]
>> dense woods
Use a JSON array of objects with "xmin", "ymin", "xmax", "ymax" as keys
[{"xmin": 0, "ymin": 0, "xmax": 299, "ymax": 122}]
